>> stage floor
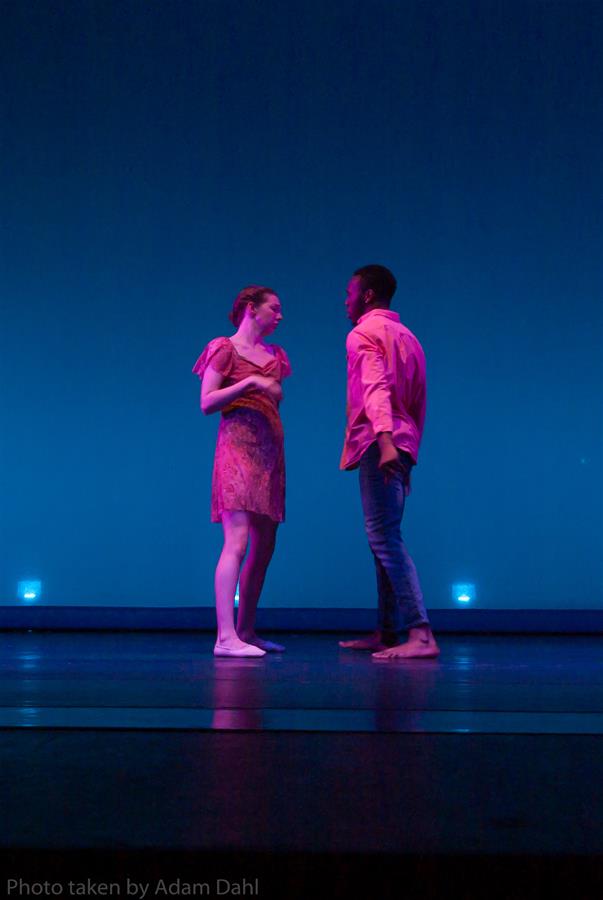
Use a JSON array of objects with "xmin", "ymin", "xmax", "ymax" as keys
[
  {"xmin": 0, "ymin": 631, "xmax": 602, "ymax": 733},
  {"xmin": 1, "ymin": 632, "xmax": 602, "ymax": 897}
]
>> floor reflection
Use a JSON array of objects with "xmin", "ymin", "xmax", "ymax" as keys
[{"xmin": 211, "ymin": 659, "xmax": 267, "ymax": 730}]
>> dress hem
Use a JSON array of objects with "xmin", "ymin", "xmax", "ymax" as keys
[{"xmin": 211, "ymin": 507, "xmax": 284, "ymax": 524}]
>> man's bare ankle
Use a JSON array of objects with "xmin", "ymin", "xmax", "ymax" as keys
[{"xmin": 408, "ymin": 626, "xmax": 435, "ymax": 643}]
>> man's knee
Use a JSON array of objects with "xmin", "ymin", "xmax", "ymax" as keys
[{"xmin": 366, "ymin": 525, "xmax": 403, "ymax": 557}]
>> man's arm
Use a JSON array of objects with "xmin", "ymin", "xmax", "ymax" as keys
[
  {"xmin": 351, "ymin": 332, "xmax": 403, "ymax": 479},
  {"xmin": 351, "ymin": 330, "xmax": 393, "ymax": 435}
]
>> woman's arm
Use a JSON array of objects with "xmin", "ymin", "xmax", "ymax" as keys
[{"xmin": 201, "ymin": 366, "xmax": 256, "ymax": 415}]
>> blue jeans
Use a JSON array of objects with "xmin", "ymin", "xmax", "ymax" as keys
[{"xmin": 359, "ymin": 442, "xmax": 429, "ymax": 643}]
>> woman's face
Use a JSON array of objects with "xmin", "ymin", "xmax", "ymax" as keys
[{"xmin": 253, "ymin": 293, "xmax": 283, "ymax": 335}]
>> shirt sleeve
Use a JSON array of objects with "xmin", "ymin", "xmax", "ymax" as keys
[
  {"xmin": 406, "ymin": 336, "xmax": 427, "ymax": 441},
  {"xmin": 411, "ymin": 380, "xmax": 426, "ymax": 441},
  {"xmin": 192, "ymin": 338, "xmax": 235, "ymax": 380},
  {"xmin": 348, "ymin": 330, "xmax": 393, "ymax": 435},
  {"xmin": 273, "ymin": 345, "xmax": 292, "ymax": 380}
]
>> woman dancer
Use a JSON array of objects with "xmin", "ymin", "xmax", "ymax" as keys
[{"xmin": 193, "ymin": 286, "xmax": 290, "ymax": 657}]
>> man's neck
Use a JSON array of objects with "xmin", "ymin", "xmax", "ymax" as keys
[{"xmin": 363, "ymin": 301, "xmax": 389, "ymax": 316}]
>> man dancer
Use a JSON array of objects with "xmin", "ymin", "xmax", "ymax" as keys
[{"xmin": 339, "ymin": 264, "xmax": 439, "ymax": 659}]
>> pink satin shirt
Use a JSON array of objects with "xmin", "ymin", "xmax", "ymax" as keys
[{"xmin": 340, "ymin": 309, "xmax": 427, "ymax": 470}]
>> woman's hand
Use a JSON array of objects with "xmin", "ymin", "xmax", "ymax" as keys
[
  {"xmin": 249, "ymin": 375, "xmax": 283, "ymax": 403},
  {"xmin": 202, "ymin": 369, "xmax": 283, "ymax": 415},
  {"xmin": 267, "ymin": 381, "xmax": 283, "ymax": 402}
]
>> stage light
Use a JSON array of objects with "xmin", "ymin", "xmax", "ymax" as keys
[
  {"xmin": 18, "ymin": 580, "xmax": 42, "ymax": 603},
  {"xmin": 234, "ymin": 583, "xmax": 240, "ymax": 608},
  {"xmin": 452, "ymin": 583, "xmax": 475, "ymax": 605}
]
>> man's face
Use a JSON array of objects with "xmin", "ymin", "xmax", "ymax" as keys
[{"xmin": 345, "ymin": 276, "xmax": 366, "ymax": 324}]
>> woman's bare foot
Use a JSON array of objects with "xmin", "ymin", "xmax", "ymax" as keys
[
  {"xmin": 372, "ymin": 629, "xmax": 440, "ymax": 661},
  {"xmin": 214, "ymin": 636, "xmax": 266, "ymax": 657},
  {"xmin": 237, "ymin": 632, "xmax": 285, "ymax": 652},
  {"xmin": 339, "ymin": 631, "xmax": 388, "ymax": 651}
]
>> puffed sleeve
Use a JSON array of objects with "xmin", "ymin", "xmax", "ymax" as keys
[
  {"xmin": 192, "ymin": 337, "xmax": 235, "ymax": 380},
  {"xmin": 273, "ymin": 345, "xmax": 292, "ymax": 380}
]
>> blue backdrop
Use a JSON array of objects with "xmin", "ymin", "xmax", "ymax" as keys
[{"xmin": 1, "ymin": 0, "xmax": 601, "ymax": 610}]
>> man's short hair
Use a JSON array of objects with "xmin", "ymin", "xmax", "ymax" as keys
[{"xmin": 353, "ymin": 264, "xmax": 397, "ymax": 305}]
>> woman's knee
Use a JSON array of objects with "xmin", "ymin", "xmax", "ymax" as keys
[
  {"xmin": 223, "ymin": 527, "xmax": 249, "ymax": 560},
  {"xmin": 221, "ymin": 512, "xmax": 250, "ymax": 557},
  {"xmin": 258, "ymin": 537, "xmax": 277, "ymax": 565},
  {"xmin": 246, "ymin": 537, "xmax": 275, "ymax": 571},
  {"xmin": 249, "ymin": 516, "xmax": 277, "ymax": 558}
]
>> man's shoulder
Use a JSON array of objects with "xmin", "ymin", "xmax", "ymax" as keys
[
  {"xmin": 350, "ymin": 315, "xmax": 420, "ymax": 342},
  {"xmin": 347, "ymin": 312, "xmax": 424, "ymax": 355},
  {"xmin": 348, "ymin": 311, "xmax": 392, "ymax": 341},
  {"xmin": 397, "ymin": 323, "xmax": 424, "ymax": 350},
  {"xmin": 346, "ymin": 324, "xmax": 377, "ymax": 351}
]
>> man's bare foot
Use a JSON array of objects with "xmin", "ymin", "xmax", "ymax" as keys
[
  {"xmin": 339, "ymin": 631, "xmax": 388, "ymax": 651},
  {"xmin": 372, "ymin": 636, "xmax": 440, "ymax": 660},
  {"xmin": 237, "ymin": 632, "xmax": 285, "ymax": 652}
]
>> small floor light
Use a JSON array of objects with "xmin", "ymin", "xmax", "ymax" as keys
[
  {"xmin": 18, "ymin": 580, "xmax": 42, "ymax": 603},
  {"xmin": 452, "ymin": 583, "xmax": 475, "ymax": 605}
]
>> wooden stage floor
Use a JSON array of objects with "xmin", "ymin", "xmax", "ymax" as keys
[{"xmin": 1, "ymin": 632, "xmax": 602, "ymax": 898}]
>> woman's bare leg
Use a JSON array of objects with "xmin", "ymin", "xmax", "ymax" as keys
[
  {"xmin": 214, "ymin": 511, "xmax": 265, "ymax": 655},
  {"xmin": 236, "ymin": 513, "xmax": 284, "ymax": 651}
]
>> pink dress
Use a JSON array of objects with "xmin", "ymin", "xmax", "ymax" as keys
[{"xmin": 193, "ymin": 337, "xmax": 291, "ymax": 523}]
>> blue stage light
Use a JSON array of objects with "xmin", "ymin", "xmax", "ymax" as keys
[
  {"xmin": 452, "ymin": 583, "xmax": 475, "ymax": 605},
  {"xmin": 18, "ymin": 580, "xmax": 41, "ymax": 603}
]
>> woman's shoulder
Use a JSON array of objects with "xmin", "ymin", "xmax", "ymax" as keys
[
  {"xmin": 206, "ymin": 335, "xmax": 233, "ymax": 355},
  {"xmin": 192, "ymin": 336, "xmax": 235, "ymax": 378},
  {"xmin": 269, "ymin": 344, "xmax": 292, "ymax": 378}
]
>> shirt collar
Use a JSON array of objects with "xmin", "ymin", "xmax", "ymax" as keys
[{"xmin": 356, "ymin": 308, "xmax": 400, "ymax": 326}]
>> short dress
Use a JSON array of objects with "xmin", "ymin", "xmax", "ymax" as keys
[{"xmin": 193, "ymin": 337, "xmax": 292, "ymax": 523}]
